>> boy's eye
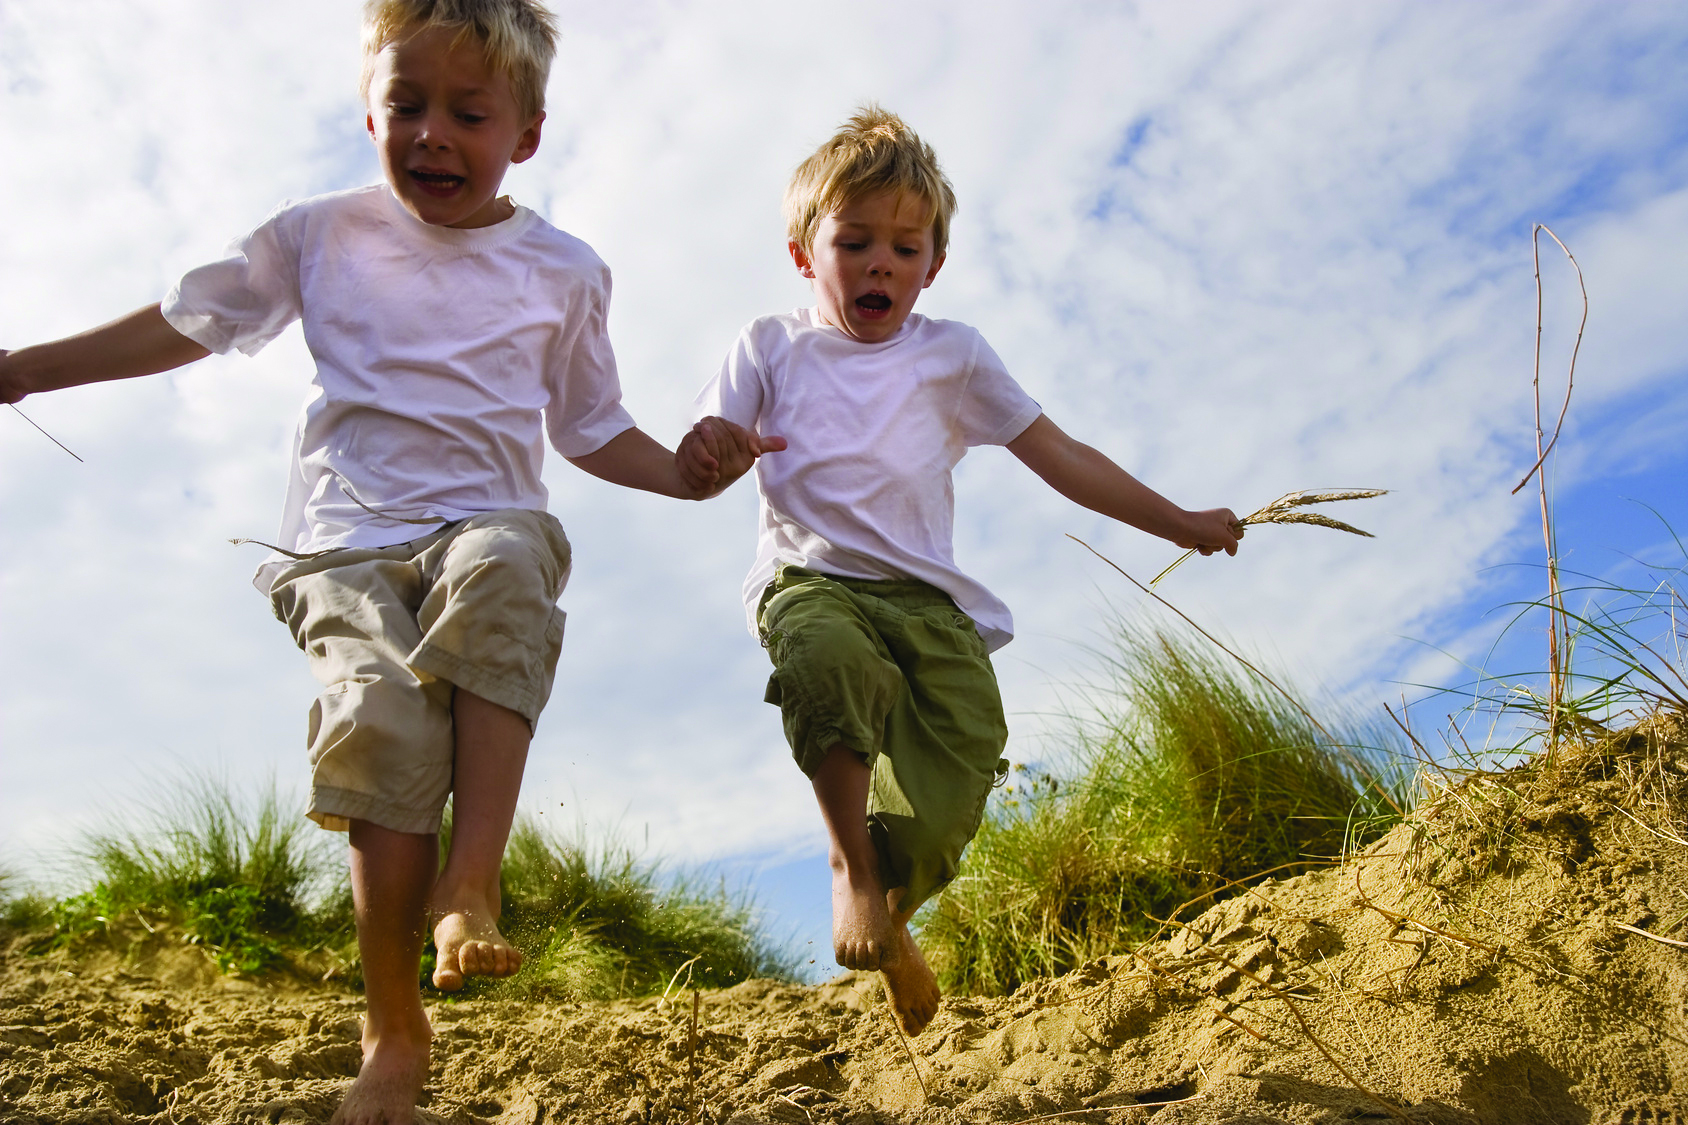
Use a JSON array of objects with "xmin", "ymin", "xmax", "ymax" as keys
[{"xmin": 458, "ymin": 113, "xmax": 487, "ymax": 125}]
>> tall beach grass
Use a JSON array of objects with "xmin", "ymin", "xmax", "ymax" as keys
[
  {"xmin": 21, "ymin": 775, "xmax": 792, "ymax": 996},
  {"xmin": 33, "ymin": 776, "xmax": 352, "ymax": 974},
  {"xmin": 919, "ymin": 618, "xmax": 1411, "ymax": 996},
  {"xmin": 478, "ymin": 818, "xmax": 796, "ymax": 999}
]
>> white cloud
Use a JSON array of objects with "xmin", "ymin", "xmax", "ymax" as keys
[{"xmin": 3, "ymin": 0, "xmax": 1685, "ymax": 921}]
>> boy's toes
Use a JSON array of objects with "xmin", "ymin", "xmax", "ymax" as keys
[
  {"xmin": 431, "ymin": 909, "xmax": 522, "ymax": 989},
  {"xmin": 431, "ymin": 950, "xmax": 466, "ymax": 992},
  {"xmin": 455, "ymin": 939, "xmax": 520, "ymax": 979},
  {"xmin": 835, "ymin": 939, "xmax": 881, "ymax": 972}
]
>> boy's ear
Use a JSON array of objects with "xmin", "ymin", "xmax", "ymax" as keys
[
  {"xmin": 366, "ymin": 112, "xmax": 377, "ymax": 141},
  {"xmin": 922, "ymin": 251, "xmax": 946, "ymax": 289},
  {"xmin": 788, "ymin": 240, "xmax": 815, "ymax": 279},
  {"xmin": 510, "ymin": 111, "xmax": 545, "ymax": 166}
]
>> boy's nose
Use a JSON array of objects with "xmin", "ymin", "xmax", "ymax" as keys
[{"xmin": 415, "ymin": 113, "xmax": 452, "ymax": 148}]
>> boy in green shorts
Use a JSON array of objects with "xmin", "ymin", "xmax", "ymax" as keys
[
  {"xmin": 0, "ymin": 2, "xmax": 775, "ymax": 1121},
  {"xmin": 694, "ymin": 106, "xmax": 1241, "ymax": 1036}
]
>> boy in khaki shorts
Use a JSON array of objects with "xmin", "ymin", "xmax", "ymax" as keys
[
  {"xmin": 694, "ymin": 106, "xmax": 1240, "ymax": 1036},
  {"xmin": 0, "ymin": 2, "xmax": 776, "ymax": 1121}
]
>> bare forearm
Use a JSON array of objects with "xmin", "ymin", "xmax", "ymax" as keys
[
  {"xmin": 1, "ymin": 304, "xmax": 210, "ymax": 403},
  {"xmin": 1035, "ymin": 438, "xmax": 1191, "ymax": 539},
  {"xmin": 1008, "ymin": 414, "xmax": 1238, "ymax": 553},
  {"xmin": 566, "ymin": 427, "xmax": 700, "ymax": 499}
]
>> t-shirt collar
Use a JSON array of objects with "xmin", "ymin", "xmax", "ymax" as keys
[
  {"xmin": 379, "ymin": 184, "xmax": 536, "ymax": 252},
  {"xmin": 799, "ymin": 306, "xmax": 922, "ymax": 346}
]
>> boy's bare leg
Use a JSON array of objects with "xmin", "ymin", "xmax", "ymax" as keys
[
  {"xmin": 811, "ymin": 744, "xmax": 897, "ymax": 971},
  {"xmin": 335, "ymin": 821, "xmax": 435, "ymax": 1125},
  {"xmin": 810, "ymin": 746, "xmax": 942, "ymax": 1033},
  {"xmin": 881, "ymin": 887, "xmax": 941, "ymax": 1037},
  {"xmin": 430, "ymin": 688, "xmax": 528, "ymax": 991}
]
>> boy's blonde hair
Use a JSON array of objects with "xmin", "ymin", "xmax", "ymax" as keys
[
  {"xmin": 785, "ymin": 105, "xmax": 958, "ymax": 258},
  {"xmin": 361, "ymin": 0, "xmax": 558, "ymax": 121}
]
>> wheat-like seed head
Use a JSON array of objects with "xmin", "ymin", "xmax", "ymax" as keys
[
  {"xmin": 1147, "ymin": 486, "xmax": 1389, "ymax": 587},
  {"xmin": 1243, "ymin": 511, "xmax": 1375, "ymax": 538}
]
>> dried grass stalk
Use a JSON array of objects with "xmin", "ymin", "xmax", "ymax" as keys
[{"xmin": 1151, "ymin": 488, "xmax": 1388, "ymax": 588}]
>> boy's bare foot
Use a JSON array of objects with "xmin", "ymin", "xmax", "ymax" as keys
[
  {"xmin": 431, "ymin": 904, "xmax": 522, "ymax": 991},
  {"xmin": 831, "ymin": 866, "xmax": 898, "ymax": 971},
  {"xmin": 331, "ymin": 1021, "xmax": 430, "ymax": 1125},
  {"xmin": 881, "ymin": 924, "xmax": 940, "ymax": 1037}
]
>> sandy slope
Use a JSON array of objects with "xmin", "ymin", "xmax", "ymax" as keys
[{"xmin": 4, "ymin": 715, "xmax": 1687, "ymax": 1124}]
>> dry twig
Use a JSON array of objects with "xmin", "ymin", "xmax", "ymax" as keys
[
  {"xmin": 884, "ymin": 1007, "xmax": 931, "ymax": 1103},
  {"xmin": 1612, "ymin": 922, "xmax": 1688, "ymax": 951},
  {"xmin": 1513, "ymin": 224, "xmax": 1586, "ymax": 727},
  {"xmin": 1022, "ymin": 1096, "xmax": 1207, "ymax": 1122},
  {"xmin": 8, "ymin": 402, "xmax": 83, "ymax": 462},
  {"xmin": 687, "ymin": 990, "xmax": 700, "ymax": 1125}
]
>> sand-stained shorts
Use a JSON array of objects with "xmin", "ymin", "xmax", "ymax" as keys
[
  {"xmin": 269, "ymin": 509, "xmax": 572, "ymax": 835},
  {"xmin": 758, "ymin": 565, "xmax": 1010, "ymax": 914}
]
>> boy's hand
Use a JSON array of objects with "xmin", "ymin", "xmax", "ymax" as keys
[
  {"xmin": 1175, "ymin": 508, "xmax": 1243, "ymax": 556},
  {"xmin": 680, "ymin": 416, "xmax": 786, "ymax": 498},
  {"xmin": 677, "ymin": 420, "xmax": 724, "ymax": 494}
]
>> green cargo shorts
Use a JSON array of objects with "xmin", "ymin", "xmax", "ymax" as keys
[{"xmin": 758, "ymin": 564, "xmax": 1010, "ymax": 914}]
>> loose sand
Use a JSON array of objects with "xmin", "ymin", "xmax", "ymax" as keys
[{"xmin": 4, "ymin": 714, "xmax": 1686, "ymax": 1124}]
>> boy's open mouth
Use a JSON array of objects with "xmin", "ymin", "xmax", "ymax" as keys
[
  {"xmin": 409, "ymin": 170, "xmax": 466, "ymax": 195},
  {"xmin": 855, "ymin": 293, "xmax": 893, "ymax": 313}
]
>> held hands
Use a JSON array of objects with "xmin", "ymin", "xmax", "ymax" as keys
[
  {"xmin": 677, "ymin": 416, "xmax": 787, "ymax": 498},
  {"xmin": 1176, "ymin": 507, "xmax": 1244, "ymax": 556}
]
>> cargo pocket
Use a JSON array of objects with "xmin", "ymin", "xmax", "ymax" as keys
[{"xmin": 761, "ymin": 628, "xmax": 787, "ymax": 706}]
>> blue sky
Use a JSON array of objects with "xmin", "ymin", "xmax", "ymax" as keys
[{"xmin": 2, "ymin": 0, "xmax": 1685, "ymax": 971}]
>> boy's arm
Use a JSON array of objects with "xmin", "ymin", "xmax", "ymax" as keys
[
  {"xmin": 568, "ymin": 418, "xmax": 784, "ymax": 500},
  {"xmin": 0, "ymin": 304, "xmax": 211, "ymax": 404},
  {"xmin": 1007, "ymin": 414, "xmax": 1240, "ymax": 554}
]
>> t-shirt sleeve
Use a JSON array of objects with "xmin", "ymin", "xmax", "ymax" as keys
[
  {"xmin": 691, "ymin": 324, "xmax": 766, "ymax": 430},
  {"xmin": 959, "ymin": 332, "xmax": 1042, "ymax": 446},
  {"xmin": 161, "ymin": 202, "xmax": 304, "ymax": 357},
  {"xmin": 543, "ymin": 263, "xmax": 637, "ymax": 459}
]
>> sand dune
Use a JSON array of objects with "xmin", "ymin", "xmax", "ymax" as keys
[{"xmin": 4, "ymin": 714, "xmax": 1685, "ymax": 1123}]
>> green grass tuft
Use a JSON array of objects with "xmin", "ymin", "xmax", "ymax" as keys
[
  {"xmin": 918, "ymin": 618, "xmax": 1410, "ymax": 996},
  {"xmin": 36, "ymin": 775, "xmax": 353, "ymax": 974},
  {"xmin": 473, "ymin": 817, "xmax": 796, "ymax": 1000},
  {"xmin": 16, "ymin": 773, "xmax": 790, "ymax": 995}
]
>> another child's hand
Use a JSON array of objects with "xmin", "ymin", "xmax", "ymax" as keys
[
  {"xmin": 677, "ymin": 420, "xmax": 723, "ymax": 494},
  {"xmin": 1176, "ymin": 507, "xmax": 1243, "ymax": 556},
  {"xmin": 680, "ymin": 416, "xmax": 787, "ymax": 498}
]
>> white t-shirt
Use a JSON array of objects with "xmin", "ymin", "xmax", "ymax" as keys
[
  {"xmin": 162, "ymin": 184, "xmax": 636, "ymax": 591},
  {"xmin": 694, "ymin": 309, "xmax": 1041, "ymax": 653}
]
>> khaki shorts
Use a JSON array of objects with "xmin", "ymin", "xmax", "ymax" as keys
[
  {"xmin": 269, "ymin": 509, "xmax": 572, "ymax": 835},
  {"xmin": 758, "ymin": 565, "xmax": 1009, "ymax": 914}
]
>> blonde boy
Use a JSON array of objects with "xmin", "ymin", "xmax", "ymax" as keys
[
  {"xmin": 695, "ymin": 107, "xmax": 1239, "ymax": 1035},
  {"xmin": 0, "ymin": 2, "xmax": 773, "ymax": 1121}
]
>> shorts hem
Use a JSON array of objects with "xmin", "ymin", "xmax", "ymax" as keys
[
  {"xmin": 310, "ymin": 786, "xmax": 443, "ymax": 835},
  {"xmin": 411, "ymin": 640, "xmax": 543, "ymax": 728},
  {"xmin": 793, "ymin": 724, "xmax": 880, "ymax": 778}
]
